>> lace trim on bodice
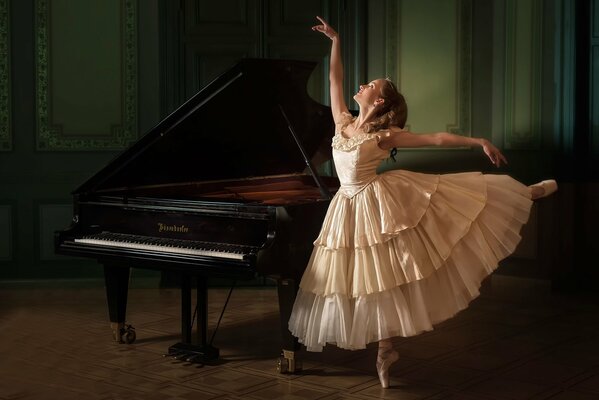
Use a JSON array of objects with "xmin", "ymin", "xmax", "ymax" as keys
[{"xmin": 332, "ymin": 132, "xmax": 379, "ymax": 152}]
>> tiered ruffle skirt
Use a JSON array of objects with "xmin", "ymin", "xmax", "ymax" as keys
[{"xmin": 288, "ymin": 170, "xmax": 533, "ymax": 351}]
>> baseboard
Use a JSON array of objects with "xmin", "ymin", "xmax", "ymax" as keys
[{"xmin": 0, "ymin": 277, "xmax": 161, "ymax": 289}]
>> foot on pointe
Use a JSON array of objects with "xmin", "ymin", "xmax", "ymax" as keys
[
  {"xmin": 376, "ymin": 349, "xmax": 399, "ymax": 389},
  {"xmin": 530, "ymin": 179, "xmax": 558, "ymax": 199}
]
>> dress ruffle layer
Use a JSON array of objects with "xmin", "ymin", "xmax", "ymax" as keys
[{"xmin": 289, "ymin": 171, "xmax": 533, "ymax": 351}]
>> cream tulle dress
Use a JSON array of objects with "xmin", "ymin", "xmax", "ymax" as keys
[{"xmin": 288, "ymin": 116, "xmax": 533, "ymax": 352}]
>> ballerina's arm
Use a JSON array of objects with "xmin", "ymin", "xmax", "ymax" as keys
[
  {"xmin": 312, "ymin": 16, "xmax": 349, "ymax": 124},
  {"xmin": 378, "ymin": 127, "xmax": 508, "ymax": 167}
]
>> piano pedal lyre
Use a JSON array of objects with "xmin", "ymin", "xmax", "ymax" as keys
[
  {"xmin": 110, "ymin": 322, "xmax": 136, "ymax": 344},
  {"xmin": 277, "ymin": 349, "xmax": 302, "ymax": 374}
]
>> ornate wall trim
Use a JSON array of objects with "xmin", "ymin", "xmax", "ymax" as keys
[
  {"xmin": 0, "ymin": 203, "xmax": 13, "ymax": 261},
  {"xmin": 37, "ymin": 203, "xmax": 71, "ymax": 261},
  {"xmin": 503, "ymin": 0, "xmax": 543, "ymax": 149},
  {"xmin": 35, "ymin": 0, "xmax": 138, "ymax": 151},
  {"xmin": 0, "ymin": 0, "xmax": 10, "ymax": 151},
  {"xmin": 447, "ymin": 0, "xmax": 472, "ymax": 135},
  {"xmin": 591, "ymin": 0, "xmax": 599, "ymax": 156},
  {"xmin": 387, "ymin": 0, "xmax": 472, "ymax": 137}
]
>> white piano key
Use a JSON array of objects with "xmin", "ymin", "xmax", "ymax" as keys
[{"xmin": 74, "ymin": 238, "xmax": 244, "ymax": 260}]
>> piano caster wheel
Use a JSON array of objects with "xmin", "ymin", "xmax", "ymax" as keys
[
  {"xmin": 277, "ymin": 356, "xmax": 288, "ymax": 374},
  {"xmin": 276, "ymin": 351, "xmax": 302, "ymax": 374},
  {"xmin": 120, "ymin": 325, "xmax": 136, "ymax": 344}
]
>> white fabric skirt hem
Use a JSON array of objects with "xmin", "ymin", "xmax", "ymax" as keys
[{"xmin": 289, "ymin": 250, "xmax": 493, "ymax": 352}]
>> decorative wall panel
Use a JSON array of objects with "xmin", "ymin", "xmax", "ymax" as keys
[
  {"xmin": 0, "ymin": 0, "xmax": 10, "ymax": 151},
  {"xmin": 35, "ymin": 0, "xmax": 137, "ymax": 151},
  {"xmin": 594, "ymin": 0, "xmax": 599, "ymax": 39},
  {"xmin": 38, "ymin": 203, "xmax": 71, "ymax": 261},
  {"xmin": 268, "ymin": 0, "xmax": 328, "ymax": 37},
  {"xmin": 183, "ymin": 0, "xmax": 260, "ymax": 99},
  {"xmin": 592, "ymin": 46, "xmax": 599, "ymax": 155},
  {"xmin": 187, "ymin": 47, "xmax": 252, "ymax": 95},
  {"xmin": 592, "ymin": 0, "xmax": 599, "ymax": 156},
  {"xmin": 0, "ymin": 205, "xmax": 12, "ymax": 261},
  {"xmin": 503, "ymin": 0, "xmax": 542, "ymax": 149},
  {"xmin": 388, "ymin": 0, "xmax": 471, "ymax": 136},
  {"xmin": 181, "ymin": 0, "xmax": 331, "ymax": 111},
  {"xmin": 185, "ymin": 0, "xmax": 259, "ymax": 37},
  {"xmin": 265, "ymin": 0, "xmax": 331, "ymax": 103}
]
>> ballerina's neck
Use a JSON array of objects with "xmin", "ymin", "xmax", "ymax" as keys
[{"xmin": 341, "ymin": 120, "xmax": 370, "ymax": 139}]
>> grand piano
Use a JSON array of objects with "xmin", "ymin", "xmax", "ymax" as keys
[{"xmin": 55, "ymin": 58, "xmax": 339, "ymax": 372}]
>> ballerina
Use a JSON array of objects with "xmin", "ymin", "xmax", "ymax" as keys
[{"xmin": 288, "ymin": 16, "xmax": 557, "ymax": 389}]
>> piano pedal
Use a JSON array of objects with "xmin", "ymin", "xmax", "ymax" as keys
[
  {"xmin": 185, "ymin": 354, "xmax": 199, "ymax": 363},
  {"xmin": 174, "ymin": 353, "xmax": 189, "ymax": 361},
  {"xmin": 185, "ymin": 354, "xmax": 205, "ymax": 366},
  {"xmin": 163, "ymin": 351, "xmax": 180, "ymax": 358},
  {"xmin": 167, "ymin": 342, "xmax": 219, "ymax": 366}
]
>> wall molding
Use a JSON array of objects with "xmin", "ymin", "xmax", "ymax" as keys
[
  {"xmin": 503, "ymin": 0, "xmax": 543, "ymax": 149},
  {"xmin": 387, "ymin": 0, "xmax": 472, "ymax": 137},
  {"xmin": 35, "ymin": 0, "xmax": 138, "ymax": 151},
  {"xmin": 0, "ymin": 0, "xmax": 10, "ymax": 151},
  {"xmin": 0, "ymin": 203, "xmax": 14, "ymax": 261},
  {"xmin": 591, "ymin": 0, "xmax": 599, "ymax": 156},
  {"xmin": 447, "ymin": 0, "xmax": 472, "ymax": 135},
  {"xmin": 36, "ymin": 202, "xmax": 71, "ymax": 261}
]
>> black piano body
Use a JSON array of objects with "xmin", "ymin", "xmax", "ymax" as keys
[{"xmin": 55, "ymin": 59, "xmax": 339, "ymax": 371}]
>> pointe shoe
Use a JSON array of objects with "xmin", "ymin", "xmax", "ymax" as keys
[
  {"xmin": 376, "ymin": 349, "xmax": 399, "ymax": 389},
  {"xmin": 530, "ymin": 179, "xmax": 558, "ymax": 199}
]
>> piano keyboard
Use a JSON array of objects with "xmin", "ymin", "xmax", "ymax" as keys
[{"xmin": 74, "ymin": 232, "xmax": 245, "ymax": 260}]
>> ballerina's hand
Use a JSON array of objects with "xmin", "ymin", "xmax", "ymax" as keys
[
  {"xmin": 312, "ymin": 16, "xmax": 338, "ymax": 39},
  {"xmin": 482, "ymin": 139, "xmax": 508, "ymax": 167}
]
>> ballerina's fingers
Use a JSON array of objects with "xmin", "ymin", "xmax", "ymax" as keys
[
  {"xmin": 316, "ymin": 15, "xmax": 328, "ymax": 26},
  {"xmin": 497, "ymin": 152, "xmax": 508, "ymax": 166},
  {"xmin": 312, "ymin": 16, "xmax": 337, "ymax": 38},
  {"xmin": 492, "ymin": 152, "xmax": 508, "ymax": 167}
]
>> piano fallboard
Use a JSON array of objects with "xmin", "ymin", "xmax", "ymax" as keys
[{"xmin": 75, "ymin": 197, "xmax": 273, "ymax": 247}]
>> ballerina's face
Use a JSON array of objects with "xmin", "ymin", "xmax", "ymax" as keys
[{"xmin": 353, "ymin": 79, "xmax": 385, "ymax": 107}]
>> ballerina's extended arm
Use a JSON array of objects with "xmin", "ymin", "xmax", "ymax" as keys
[
  {"xmin": 378, "ymin": 127, "xmax": 508, "ymax": 168},
  {"xmin": 312, "ymin": 16, "xmax": 349, "ymax": 123}
]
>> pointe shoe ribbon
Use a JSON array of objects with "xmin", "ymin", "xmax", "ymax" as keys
[{"xmin": 530, "ymin": 179, "xmax": 558, "ymax": 199}]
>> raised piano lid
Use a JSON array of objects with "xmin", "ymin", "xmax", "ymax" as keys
[{"xmin": 74, "ymin": 59, "xmax": 335, "ymax": 199}]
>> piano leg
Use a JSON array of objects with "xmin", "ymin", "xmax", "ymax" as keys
[
  {"xmin": 104, "ymin": 264, "xmax": 136, "ymax": 344},
  {"xmin": 276, "ymin": 277, "xmax": 302, "ymax": 374},
  {"xmin": 181, "ymin": 276, "xmax": 192, "ymax": 343}
]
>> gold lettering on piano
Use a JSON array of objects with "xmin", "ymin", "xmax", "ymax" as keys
[{"xmin": 158, "ymin": 223, "xmax": 190, "ymax": 233}]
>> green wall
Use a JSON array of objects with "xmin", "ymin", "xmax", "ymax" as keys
[
  {"xmin": 0, "ymin": 0, "xmax": 591, "ymax": 289},
  {"xmin": 0, "ymin": 0, "xmax": 160, "ymax": 282}
]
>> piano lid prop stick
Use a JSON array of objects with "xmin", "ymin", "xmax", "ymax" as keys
[{"xmin": 278, "ymin": 104, "xmax": 332, "ymax": 200}]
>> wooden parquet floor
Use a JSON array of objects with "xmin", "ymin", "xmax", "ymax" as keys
[{"xmin": 1, "ymin": 280, "xmax": 598, "ymax": 400}]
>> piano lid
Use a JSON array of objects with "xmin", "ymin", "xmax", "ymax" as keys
[{"xmin": 74, "ymin": 59, "xmax": 334, "ymax": 196}]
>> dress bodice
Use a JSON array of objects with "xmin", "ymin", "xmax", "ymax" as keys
[{"xmin": 332, "ymin": 131, "xmax": 389, "ymax": 198}]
